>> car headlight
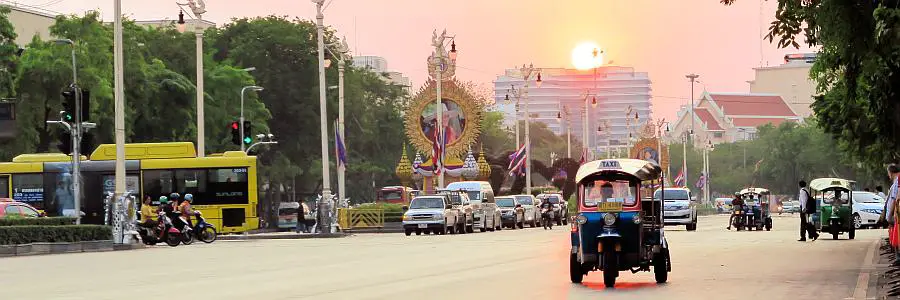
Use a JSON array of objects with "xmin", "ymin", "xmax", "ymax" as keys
[
  {"xmin": 576, "ymin": 215, "xmax": 588, "ymax": 225},
  {"xmin": 863, "ymin": 209, "xmax": 881, "ymax": 214},
  {"xmin": 434, "ymin": 214, "xmax": 444, "ymax": 220},
  {"xmin": 402, "ymin": 214, "xmax": 410, "ymax": 221},
  {"xmin": 603, "ymin": 213, "xmax": 616, "ymax": 226}
]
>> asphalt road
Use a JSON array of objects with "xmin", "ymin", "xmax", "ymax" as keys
[{"xmin": 2, "ymin": 214, "xmax": 880, "ymax": 300}]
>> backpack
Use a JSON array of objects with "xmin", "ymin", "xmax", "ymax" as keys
[{"xmin": 803, "ymin": 188, "xmax": 816, "ymax": 214}]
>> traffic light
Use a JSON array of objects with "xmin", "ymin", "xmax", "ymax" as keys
[
  {"xmin": 80, "ymin": 89, "xmax": 90, "ymax": 122},
  {"xmin": 61, "ymin": 89, "xmax": 76, "ymax": 122},
  {"xmin": 230, "ymin": 121, "xmax": 240, "ymax": 145},
  {"xmin": 57, "ymin": 128, "xmax": 72, "ymax": 155},
  {"xmin": 80, "ymin": 131, "xmax": 95, "ymax": 155},
  {"xmin": 242, "ymin": 121, "xmax": 252, "ymax": 145}
]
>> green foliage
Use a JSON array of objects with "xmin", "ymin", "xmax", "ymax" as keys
[
  {"xmin": 722, "ymin": 0, "xmax": 900, "ymax": 177},
  {"xmin": 0, "ymin": 217, "xmax": 75, "ymax": 226},
  {"xmin": 0, "ymin": 225, "xmax": 111, "ymax": 245}
]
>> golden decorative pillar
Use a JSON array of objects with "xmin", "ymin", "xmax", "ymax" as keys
[
  {"xmin": 476, "ymin": 147, "xmax": 491, "ymax": 181},
  {"xmin": 395, "ymin": 146, "xmax": 413, "ymax": 187}
]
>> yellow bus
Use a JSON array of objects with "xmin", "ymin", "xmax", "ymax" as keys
[{"xmin": 0, "ymin": 142, "xmax": 259, "ymax": 233}]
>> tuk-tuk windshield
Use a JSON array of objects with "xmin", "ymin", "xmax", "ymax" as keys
[
  {"xmin": 582, "ymin": 180, "xmax": 637, "ymax": 207},
  {"xmin": 822, "ymin": 190, "xmax": 849, "ymax": 205}
]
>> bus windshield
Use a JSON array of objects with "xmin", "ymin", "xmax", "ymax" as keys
[{"xmin": 582, "ymin": 180, "xmax": 636, "ymax": 207}]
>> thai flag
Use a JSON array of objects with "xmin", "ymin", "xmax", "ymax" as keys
[
  {"xmin": 579, "ymin": 147, "xmax": 587, "ymax": 165},
  {"xmin": 695, "ymin": 172, "xmax": 706, "ymax": 189},
  {"xmin": 508, "ymin": 144, "xmax": 527, "ymax": 177},
  {"xmin": 432, "ymin": 127, "xmax": 443, "ymax": 175},
  {"xmin": 508, "ymin": 144, "xmax": 525, "ymax": 169},
  {"xmin": 334, "ymin": 120, "xmax": 347, "ymax": 167},
  {"xmin": 673, "ymin": 170, "xmax": 685, "ymax": 187}
]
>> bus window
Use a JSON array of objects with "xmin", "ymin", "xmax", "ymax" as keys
[
  {"xmin": 205, "ymin": 168, "xmax": 249, "ymax": 205},
  {"xmin": 176, "ymin": 169, "xmax": 207, "ymax": 196},
  {"xmin": 12, "ymin": 174, "xmax": 43, "ymax": 207},
  {"xmin": 142, "ymin": 170, "xmax": 174, "ymax": 200},
  {"xmin": 0, "ymin": 176, "xmax": 8, "ymax": 198}
]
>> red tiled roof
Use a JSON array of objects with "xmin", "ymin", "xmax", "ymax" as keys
[
  {"xmin": 731, "ymin": 118, "xmax": 796, "ymax": 127},
  {"xmin": 693, "ymin": 108, "xmax": 723, "ymax": 131},
  {"xmin": 709, "ymin": 94, "xmax": 797, "ymax": 117}
]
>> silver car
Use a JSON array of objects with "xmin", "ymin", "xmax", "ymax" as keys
[
  {"xmin": 657, "ymin": 188, "xmax": 698, "ymax": 231},
  {"xmin": 513, "ymin": 194, "xmax": 540, "ymax": 227},
  {"xmin": 402, "ymin": 195, "xmax": 460, "ymax": 236}
]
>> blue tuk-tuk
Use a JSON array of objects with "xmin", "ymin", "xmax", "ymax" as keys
[{"xmin": 570, "ymin": 159, "xmax": 669, "ymax": 287}]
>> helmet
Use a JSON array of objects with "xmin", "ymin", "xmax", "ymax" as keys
[
  {"xmin": 184, "ymin": 194, "xmax": 193, "ymax": 202},
  {"xmin": 169, "ymin": 193, "xmax": 180, "ymax": 200},
  {"xmin": 158, "ymin": 196, "xmax": 169, "ymax": 204}
]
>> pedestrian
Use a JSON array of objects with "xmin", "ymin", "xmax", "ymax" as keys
[
  {"xmin": 877, "ymin": 186, "xmax": 887, "ymax": 199},
  {"xmin": 798, "ymin": 180, "xmax": 819, "ymax": 242},
  {"xmin": 885, "ymin": 164, "xmax": 900, "ymax": 265},
  {"xmin": 296, "ymin": 201, "xmax": 307, "ymax": 233}
]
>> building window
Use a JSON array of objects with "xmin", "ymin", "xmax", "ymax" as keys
[{"xmin": 713, "ymin": 132, "xmax": 723, "ymax": 138}]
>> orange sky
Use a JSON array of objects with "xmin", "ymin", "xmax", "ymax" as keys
[{"xmin": 22, "ymin": 0, "xmax": 814, "ymax": 121}]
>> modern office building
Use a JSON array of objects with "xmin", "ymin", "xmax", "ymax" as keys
[{"xmin": 493, "ymin": 66, "xmax": 652, "ymax": 157}]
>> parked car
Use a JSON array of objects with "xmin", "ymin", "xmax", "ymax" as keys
[
  {"xmin": 445, "ymin": 181, "xmax": 500, "ymax": 232},
  {"xmin": 0, "ymin": 198, "xmax": 45, "ymax": 218},
  {"xmin": 781, "ymin": 200, "xmax": 794, "ymax": 214},
  {"xmin": 496, "ymin": 196, "xmax": 524, "ymax": 229},
  {"xmin": 401, "ymin": 195, "xmax": 460, "ymax": 236},
  {"xmin": 438, "ymin": 189, "xmax": 475, "ymax": 233},
  {"xmin": 852, "ymin": 191, "xmax": 885, "ymax": 229},
  {"xmin": 791, "ymin": 200, "xmax": 801, "ymax": 213},
  {"xmin": 537, "ymin": 193, "xmax": 568, "ymax": 225},
  {"xmin": 656, "ymin": 188, "xmax": 698, "ymax": 231},
  {"xmin": 513, "ymin": 194, "xmax": 540, "ymax": 227}
]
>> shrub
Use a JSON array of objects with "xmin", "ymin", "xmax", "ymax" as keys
[
  {"xmin": 0, "ymin": 217, "xmax": 77, "ymax": 227},
  {"xmin": 0, "ymin": 225, "xmax": 112, "ymax": 245}
]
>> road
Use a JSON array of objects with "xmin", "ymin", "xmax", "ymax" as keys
[{"xmin": 2, "ymin": 214, "xmax": 880, "ymax": 300}]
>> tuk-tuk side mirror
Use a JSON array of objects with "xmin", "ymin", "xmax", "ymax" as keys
[
  {"xmin": 516, "ymin": 204, "xmax": 522, "ymax": 208},
  {"xmin": 402, "ymin": 206, "xmax": 408, "ymax": 211}
]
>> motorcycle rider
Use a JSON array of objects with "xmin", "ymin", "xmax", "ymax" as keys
[
  {"xmin": 178, "ymin": 194, "xmax": 195, "ymax": 228},
  {"xmin": 138, "ymin": 196, "xmax": 158, "ymax": 229},
  {"xmin": 727, "ymin": 194, "xmax": 745, "ymax": 230},
  {"xmin": 167, "ymin": 193, "xmax": 187, "ymax": 231}
]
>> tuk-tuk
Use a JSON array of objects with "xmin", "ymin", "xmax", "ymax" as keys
[
  {"xmin": 810, "ymin": 178, "xmax": 855, "ymax": 240},
  {"xmin": 737, "ymin": 187, "xmax": 773, "ymax": 231},
  {"xmin": 570, "ymin": 159, "xmax": 669, "ymax": 287}
]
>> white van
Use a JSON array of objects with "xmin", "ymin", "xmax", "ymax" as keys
[{"xmin": 445, "ymin": 181, "xmax": 501, "ymax": 232}]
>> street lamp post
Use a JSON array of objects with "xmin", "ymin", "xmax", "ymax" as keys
[
  {"xmin": 518, "ymin": 64, "xmax": 541, "ymax": 195},
  {"xmin": 324, "ymin": 37, "xmax": 350, "ymax": 207},
  {"xmin": 312, "ymin": 0, "xmax": 334, "ymax": 234},
  {"xmin": 240, "ymin": 85, "xmax": 264, "ymax": 152},
  {"xmin": 557, "ymin": 105, "xmax": 571, "ymax": 158},
  {"xmin": 505, "ymin": 90, "xmax": 521, "ymax": 148},
  {"xmin": 684, "ymin": 73, "xmax": 699, "ymax": 187},
  {"xmin": 177, "ymin": 0, "xmax": 208, "ymax": 157},
  {"xmin": 113, "ymin": 0, "xmax": 126, "ymax": 230},
  {"xmin": 430, "ymin": 29, "xmax": 457, "ymax": 189}
]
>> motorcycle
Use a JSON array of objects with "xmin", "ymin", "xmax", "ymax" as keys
[
  {"xmin": 183, "ymin": 211, "xmax": 218, "ymax": 244},
  {"xmin": 541, "ymin": 207, "xmax": 553, "ymax": 230},
  {"xmin": 137, "ymin": 212, "xmax": 183, "ymax": 247},
  {"xmin": 730, "ymin": 206, "xmax": 746, "ymax": 231}
]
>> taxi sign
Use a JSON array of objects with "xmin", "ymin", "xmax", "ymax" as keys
[
  {"xmin": 599, "ymin": 160, "xmax": 622, "ymax": 170},
  {"xmin": 597, "ymin": 201, "xmax": 624, "ymax": 212}
]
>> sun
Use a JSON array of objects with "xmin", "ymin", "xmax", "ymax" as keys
[{"xmin": 571, "ymin": 42, "xmax": 604, "ymax": 70}]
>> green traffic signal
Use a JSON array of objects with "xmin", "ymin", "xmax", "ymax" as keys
[
  {"xmin": 63, "ymin": 113, "xmax": 73, "ymax": 121},
  {"xmin": 243, "ymin": 136, "xmax": 252, "ymax": 144}
]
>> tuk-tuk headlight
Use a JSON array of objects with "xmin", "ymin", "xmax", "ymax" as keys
[
  {"xmin": 832, "ymin": 206, "xmax": 839, "ymax": 214},
  {"xmin": 603, "ymin": 213, "xmax": 616, "ymax": 226},
  {"xmin": 575, "ymin": 215, "xmax": 588, "ymax": 225},
  {"xmin": 632, "ymin": 214, "xmax": 641, "ymax": 224}
]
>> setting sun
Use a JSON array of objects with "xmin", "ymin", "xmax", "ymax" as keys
[{"xmin": 571, "ymin": 42, "xmax": 604, "ymax": 70}]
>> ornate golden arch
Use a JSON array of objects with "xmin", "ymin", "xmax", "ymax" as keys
[{"xmin": 404, "ymin": 79, "xmax": 483, "ymax": 158}]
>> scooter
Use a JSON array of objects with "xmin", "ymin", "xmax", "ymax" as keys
[
  {"xmin": 186, "ymin": 211, "xmax": 218, "ymax": 244},
  {"xmin": 541, "ymin": 208, "xmax": 553, "ymax": 230},
  {"xmin": 137, "ymin": 212, "xmax": 183, "ymax": 247}
]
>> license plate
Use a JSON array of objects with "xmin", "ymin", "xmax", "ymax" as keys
[
  {"xmin": 418, "ymin": 224, "xmax": 428, "ymax": 229},
  {"xmin": 597, "ymin": 202, "xmax": 623, "ymax": 212}
]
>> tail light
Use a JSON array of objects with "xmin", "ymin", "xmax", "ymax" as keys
[{"xmin": 571, "ymin": 222, "xmax": 578, "ymax": 233}]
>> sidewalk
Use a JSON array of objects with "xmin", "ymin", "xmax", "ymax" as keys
[{"xmin": 873, "ymin": 237, "xmax": 899, "ymax": 299}]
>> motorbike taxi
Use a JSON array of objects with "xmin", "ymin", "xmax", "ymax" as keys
[
  {"xmin": 810, "ymin": 178, "xmax": 855, "ymax": 240},
  {"xmin": 737, "ymin": 188, "xmax": 773, "ymax": 231},
  {"xmin": 569, "ymin": 159, "xmax": 670, "ymax": 287}
]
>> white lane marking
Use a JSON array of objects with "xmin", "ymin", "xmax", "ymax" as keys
[{"xmin": 851, "ymin": 238, "xmax": 879, "ymax": 299}]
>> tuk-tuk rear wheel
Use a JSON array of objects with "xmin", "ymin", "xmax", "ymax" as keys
[
  {"xmin": 849, "ymin": 227, "xmax": 855, "ymax": 239},
  {"xmin": 654, "ymin": 249, "xmax": 669, "ymax": 283},
  {"xmin": 569, "ymin": 254, "xmax": 584, "ymax": 283}
]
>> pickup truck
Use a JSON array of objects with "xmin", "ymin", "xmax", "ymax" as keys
[{"xmin": 402, "ymin": 195, "xmax": 460, "ymax": 236}]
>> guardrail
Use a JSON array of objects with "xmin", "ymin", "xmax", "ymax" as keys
[{"xmin": 337, "ymin": 209, "xmax": 385, "ymax": 231}]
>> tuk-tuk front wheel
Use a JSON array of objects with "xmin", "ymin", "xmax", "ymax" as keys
[
  {"xmin": 654, "ymin": 249, "xmax": 669, "ymax": 284},
  {"xmin": 603, "ymin": 251, "xmax": 618, "ymax": 288},
  {"xmin": 569, "ymin": 253, "xmax": 584, "ymax": 283},
  {"xmin": 849, "ymin": 227, "xmax": 855, "ymax": 240}
]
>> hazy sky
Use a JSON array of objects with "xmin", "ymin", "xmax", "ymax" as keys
[{"xmin": 11, "ymin": 0, "xmax": 814, "ymax": 121}]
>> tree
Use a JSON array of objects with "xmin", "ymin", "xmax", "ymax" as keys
[{"xmin": 721, "ymin": 0, "xmax": 900, "ymax": 178}]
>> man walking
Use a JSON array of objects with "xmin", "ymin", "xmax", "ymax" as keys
[
  {"xmin": 798, "ymin": 180, "xmax": 819, "ymax": 241},
  {"xmin": 886, "ymin": 164, "xmax": 900, "ymax": 265}
]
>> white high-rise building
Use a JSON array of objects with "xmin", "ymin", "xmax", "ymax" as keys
[
  {"xmin": 351, "ymin": 55, "xmax": 410, "ymax": 93},
  {"xmin": 493, "ymin": 66, "xmax": 652, "ymax": 156}
]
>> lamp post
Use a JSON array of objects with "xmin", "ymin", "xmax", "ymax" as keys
[
  {"xmin": 324, "ymin": 37, "xmax": 350, "ymax": 207},
  {"xmin": 112, "ymin": 0, "xmax": 126, "ymax": 229},
  {"xmin": 240, "ymin": 85, "xmax": 264, "ymax": 152},
  {"xmin": 430, "ymin": 29, "xmax": 457, "ymax": 189},
  {"xmin": 311, "ymin": 0, "xmax": 334, "ymax": 233},
  {"xmin": 177, "ymin": 0, "xmax": 208, "ymax": 157},
  {"xmin": 505, "ymin": 89, "xmax": 521, "ymax": 148},
  {"xmin": 518, "ymin": 64, "xmax": 541, "ymax": 195},
  {"xmin": 557, "ymin": 105, "xmax": 571, "ymax": 158}
]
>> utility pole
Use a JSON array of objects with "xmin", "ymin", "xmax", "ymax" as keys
[
  {"xmin": 113, "ymin": 0, "xmax": 126, "ymax": 230},
  {"xmin": 313, "ymin": 0, "xmax": 332, "ymax": 234},
  {"xmin": 685, "ymin": 73, "xmax": 699, "ymax": 188}
]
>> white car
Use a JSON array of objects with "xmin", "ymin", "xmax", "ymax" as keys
[
  {"xmin": 657, "ymin": 188, "xmax": 697, "ymax": 231},
  {"xmin": 852, "ymin": 191, "xmax": 884, "ymax": 229},
  {"xmin": 513, "ymin": 194, "xmax": 540, "ymax": 227}
]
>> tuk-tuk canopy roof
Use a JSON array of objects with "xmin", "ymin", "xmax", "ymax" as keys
[
  {"xmin": 809, "ymin": 178, "xmax": 852, "ymax": 191},
  {"xmin": 576, "ymin": 159, "xmax": 662, "ymax": 183},
  {"xmin": 739, "ymin": 188, "xmax": 770, "ymax": 195}
]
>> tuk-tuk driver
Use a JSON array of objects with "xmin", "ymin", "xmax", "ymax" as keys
[
  {"xmin": 601, "ymin": 182, "xmax": 616, "ymax": 202},
  {"xmin": 831, "ymin": 190, "xmax": 845, "ymax": 206}
]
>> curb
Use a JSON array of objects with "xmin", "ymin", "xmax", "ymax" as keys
[
  {"xmin": 0, "ymin": 240, "xmax": 145, "ymax": 258},
  {"xmin": 218, "ymin": 232, "xmax": 351, "ymax": 241}
]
